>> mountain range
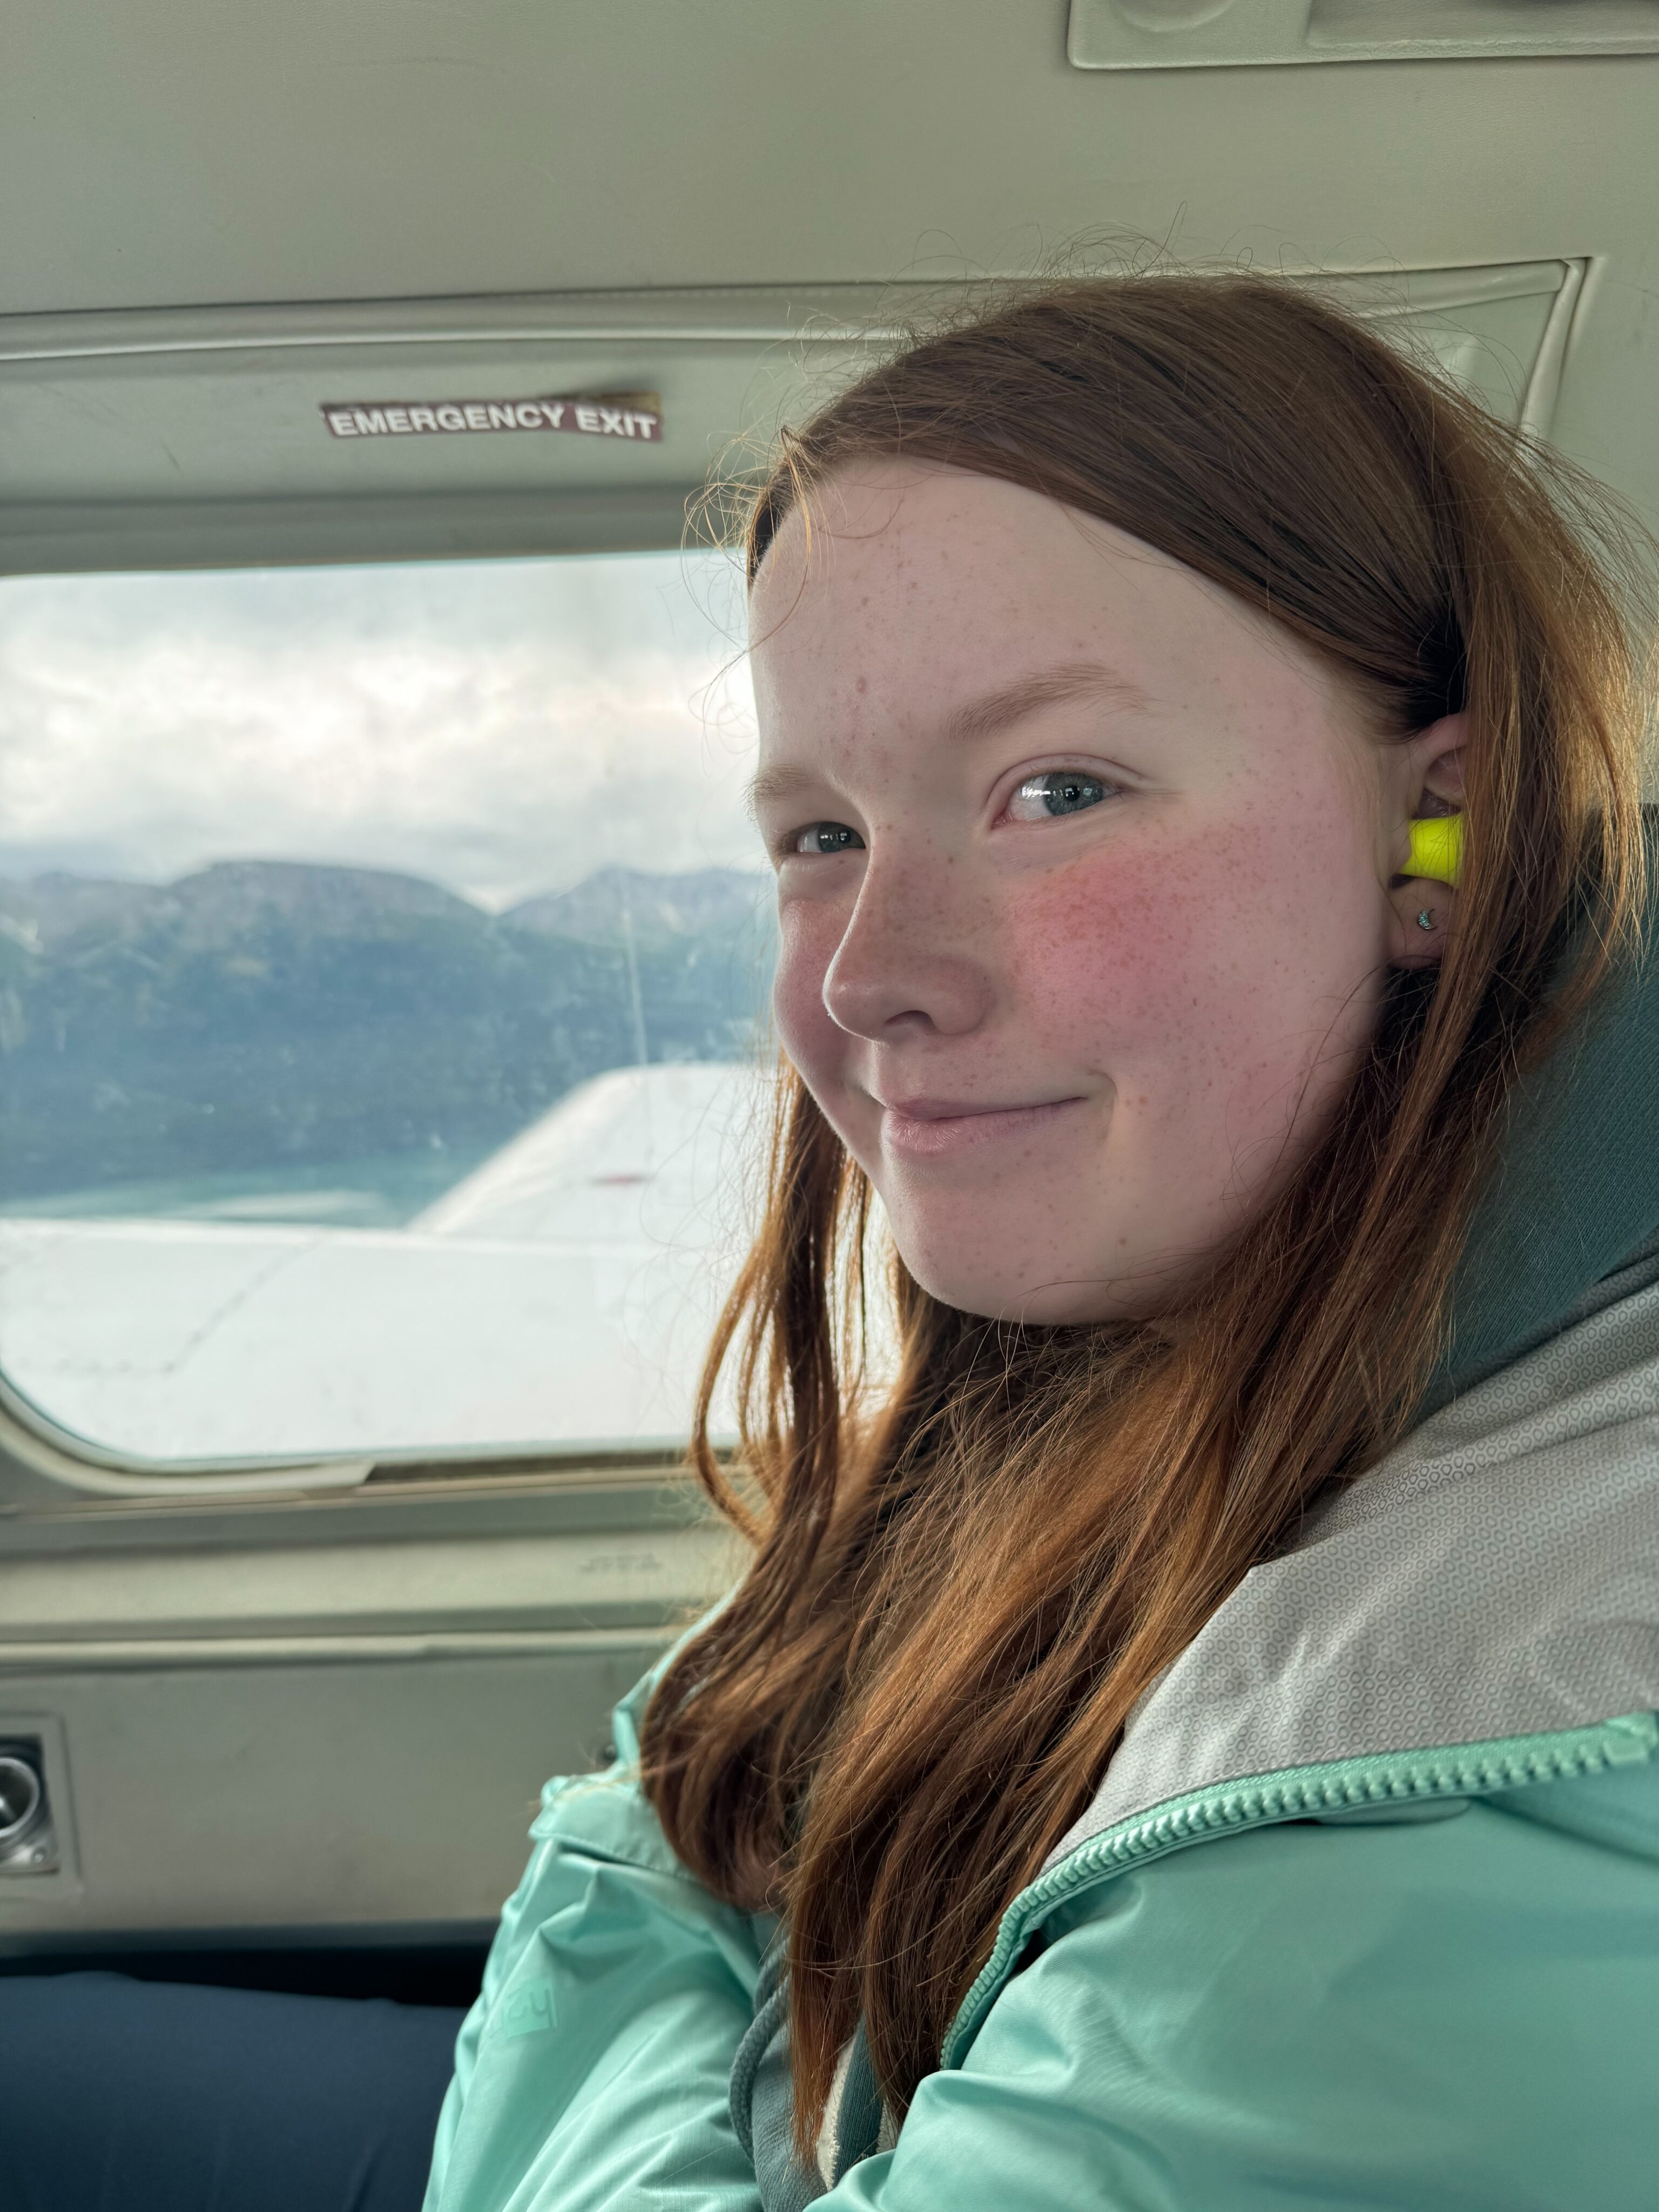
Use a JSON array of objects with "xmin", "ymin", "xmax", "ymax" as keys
[{"xmin": 0, "ymin": 860, "xmax": 775, "ymax": 1206}]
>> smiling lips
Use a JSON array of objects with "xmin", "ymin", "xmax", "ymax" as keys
[{"xmin": 877, "ymin": 1094, "xmax": 1085, "ymax": 1160}]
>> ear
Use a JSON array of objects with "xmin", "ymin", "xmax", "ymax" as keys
[
  {"xmin": 1411, "ymin": 710, "xmax": 1468, "ymax": 813},
  {"xmin": 1385, "ymin": 711, "xmax": 1468, "ymax": 970}
]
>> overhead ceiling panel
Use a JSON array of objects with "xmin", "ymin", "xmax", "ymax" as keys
[
  {"xmin": 0, "ymin": 261, "xmax": 1591, "ymax": 572},
  {"xmin": 1, "ymin": 6, "xmax": 1656, "ymax": 536}
]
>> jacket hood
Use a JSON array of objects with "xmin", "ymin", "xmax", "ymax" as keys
[{"xmin": 1046, "ymin": 1247, "xmax": 1659, "ymax": 1864}]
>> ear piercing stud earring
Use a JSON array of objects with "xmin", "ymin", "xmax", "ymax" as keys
[{"xmin": 1416, "ymin": 908, "xmax": 1437, "ymax": 932}]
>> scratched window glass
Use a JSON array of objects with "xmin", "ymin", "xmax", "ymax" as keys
[{"xmin": 0, "ymin": 554, "xmax": 772, "ymax": 1464}]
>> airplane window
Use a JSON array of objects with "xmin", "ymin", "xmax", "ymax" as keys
[{"xmin": 0, "ymin": 551, "xmax": 771, "ymax": 1467}]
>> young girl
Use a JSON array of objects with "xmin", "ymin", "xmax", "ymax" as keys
[{"xmin": 423, "ymin": 274, "xmax": 1659, "ymax": 2210}]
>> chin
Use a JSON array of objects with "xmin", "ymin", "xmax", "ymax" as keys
[
  {"xmin": 897, "ymin": 1247, "xmax": 1130, "ymax": 1329},
  {"xmin": 889, "ymin": 1206, "xmax": 1184, "ymax": 1325}
]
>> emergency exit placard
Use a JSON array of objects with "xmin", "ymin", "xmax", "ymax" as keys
[{"xmin": 322, "ymin": 394, "xmax": 663, "ymax": 441}]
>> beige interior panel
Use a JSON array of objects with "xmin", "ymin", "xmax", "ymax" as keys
[
  {"xmin": 0, "ymin": 1476, "xmax": 737, "ymax": 1939},
  {"xmin": 3, "ymin": 11, "xmax": 1659, "ymax": 534},
  {"xmin": 0, "ymin": 1645, "xmax": 660, "ymax": 1936},
  {"xmin": 0, "ymin": 260, "xmax": 1592, "ymax": 577},
  {"xmin": 0, "ymin": 1523, "xmax": 730, "ymax": 1643}
]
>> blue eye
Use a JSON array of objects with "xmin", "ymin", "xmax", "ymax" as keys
[
  {"xmin": 1008, "ymin": 771, "xmax": 1113, "ymax": 822},
  {"xmin": 792, "ymin": 822, "xmax": 866, "ymax": 854}
]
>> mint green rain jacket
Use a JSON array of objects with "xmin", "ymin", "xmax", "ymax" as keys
[{"xmin": 424, "ymin": 891, "xmax": 1659, "ymax": 2212}]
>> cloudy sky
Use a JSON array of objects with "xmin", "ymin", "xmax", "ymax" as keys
[{"xmin": 0, "ymin": 550, "xmax": 764, "ymax": 909}]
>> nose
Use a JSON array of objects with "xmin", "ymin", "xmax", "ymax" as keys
[{"xmin": 821, "ymin": 855, "xmax": 993, "ymax": 1040}]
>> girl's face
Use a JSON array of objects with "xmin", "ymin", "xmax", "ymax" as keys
[{"xmin": 750, "ymin": 462, "xmax": 1445, "ymax": 1324}]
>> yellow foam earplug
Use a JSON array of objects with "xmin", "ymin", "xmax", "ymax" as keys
[{"xmin": 1406, "ymin": 812, "xmax": 1464, "ymax": 888}]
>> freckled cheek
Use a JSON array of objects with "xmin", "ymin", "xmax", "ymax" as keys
[
  {"xmin": 1002, "ymin": 853, "xmax": 1245, "ymax": 1053},
  {"xmin": 772, "ymin": 906, "xmax": 848, "ymax": 1084}
]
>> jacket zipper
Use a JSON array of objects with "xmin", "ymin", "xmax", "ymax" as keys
[{"xmin": 942, "ymin": 1709, "xmax": 1658, "ymax": 2068}]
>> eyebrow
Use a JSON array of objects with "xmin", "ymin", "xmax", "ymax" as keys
[
  {"xmin": 748, "ymin": 659, "xmax": 1152, "ymax": 814},
  {"xmin": 942, "ymin": 659, "xmax": 1154, "ymax": 745}
]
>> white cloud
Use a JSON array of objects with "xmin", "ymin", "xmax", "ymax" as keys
[{"xmin": 0, "ymin": 551, "xmax": 763, "ymax": 908}]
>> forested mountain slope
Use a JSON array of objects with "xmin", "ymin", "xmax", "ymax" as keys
[{"xmin": 0, "ymin": 861, "xmax": 773, "ymax": 1205}]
